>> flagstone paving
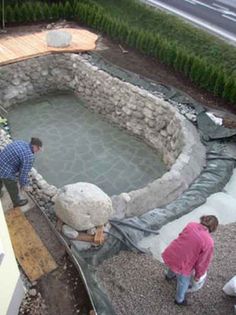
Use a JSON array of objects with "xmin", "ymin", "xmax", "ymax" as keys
[{"xmin": 8, "ymin": 94, "xmax": 166, "ymax": 196}]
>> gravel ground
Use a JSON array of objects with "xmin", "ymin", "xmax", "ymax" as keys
[
  {"xmin": 97, "ymin": 223, "xmax": 236, "ymax": 315},
  {"xmin": 19, "ymin": 290, "xmax": 48, "ymax": 315}
]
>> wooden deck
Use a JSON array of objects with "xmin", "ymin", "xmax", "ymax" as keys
[
  {"xmin": 5, "ymin": 207, "xmax": 57, "ymax": 282},
  {"xmin": 0, "ymin": 28, "xmax": 98, "ymax": 65}
]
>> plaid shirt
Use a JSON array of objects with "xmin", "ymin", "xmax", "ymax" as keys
[{"xmin": 0, "ymin": 140, "xmax": 35, "ymax": 187}]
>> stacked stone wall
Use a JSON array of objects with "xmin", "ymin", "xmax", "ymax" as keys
[{"xmin": 0, "ymin": 53, "xmax": 206, "ymax": 216}]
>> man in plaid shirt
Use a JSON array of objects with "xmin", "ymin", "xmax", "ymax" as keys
[{"xmin": 0, "ymin": 137, "xmax": 43, "ymax": 207}]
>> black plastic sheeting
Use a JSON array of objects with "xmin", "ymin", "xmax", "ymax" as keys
[
  {"xmin": 69, "ymin": 53, "xmax": 236, "ymax": 315},
  {"xmin": 197, "ymin": 111, "xmax": 236, "ymax": 140}
]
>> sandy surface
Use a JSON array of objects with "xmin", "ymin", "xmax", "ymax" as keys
[{"xmin": 97, "ymin": 223, "xmax": 236, "ymax": 315}]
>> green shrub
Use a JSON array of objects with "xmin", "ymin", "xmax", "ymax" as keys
[
  {"xmin": 64, "ymin": 1, "xmax": 73, "ymax": 19},
  {"xmin": 75, "ymin": 3, "xmax": 88, "ymax": 23},
  {"xmin": 182, "ymin": 54, "xmax": 194, "ymax": 77},
  {"xmin": 93, "ymin": 11, "xmax": 103, "ymax": 29},
  {"xmin": 213, "ymin": 70, "xmax": 225, "ymax": 97},
  {"xmin": 174, "ymin": 48, "xmax": 186, "ymax": 73},
  {"xmin": 13, "ymin": 4, "xmax": 23, "ymax": 23},
  {"xmin": 26, "ymin": 2, "xmax": 35, "ymax": 21},
  {"xmin": 223, "ymin": 76, "xmax": 236, "ymax": 102},
  {"xmin": 42, "ymin": 3, "xmax": 51, "ymax": 20},
  {"xmin": 51, "ymin": 3, "xmax": 59, "ymax": 19},
  {"xmin": 19, "ymin": 3, "xmax": 30, "ymax": 22},
  {"xmin": 34, "ymin": 2, "xmax": 44, "ymax": 21},
  {"xmin": 5, "ymin": 5, "xmax": 15, "ymax": 23},
  {"xmin": 164, "ymin": 42, "xmax": 178, "ymax": 67},
  {"xmin": 190, "ymin": 57, "xmax": 202, "ymax": 83},
  {"xmin": 126, "ymin": 28, "xmax": 139, "ymax": 47},
  {"xmin": 58, "ymin": 3, "xmax": 65, "ymax": 19},
  {"xmin": 206, "ymin": 66, "xmax": 218, "ymax": 93},
  {"xmin": 146, "ymin": 33, "xmax": 157, "ymax": 56}
]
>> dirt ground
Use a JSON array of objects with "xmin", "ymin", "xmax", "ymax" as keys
[{"xmin": 18, "ymin": 206, "xmax": 92, "ymax": 315}]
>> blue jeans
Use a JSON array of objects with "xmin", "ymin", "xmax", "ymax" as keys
[{"xmin": 166, "ymin": 268, "xmax": 191, "ymax": 303}]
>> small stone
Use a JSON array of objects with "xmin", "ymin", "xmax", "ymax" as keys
[
  {"xmin": 72, "ymin": 240, "xmax": 92, "ymax": 251},
  {"xmin": 28, "ymin": 288, "xmax": 37, "ymax": 297},
  {"xmin": 87, "ymin": 227, "xmax": 96, "ymax": 235},
  {"xmin": 38, "ymin": 200, "xmax": 45, "ymax": 207},
  {"xmin": 62, "ymin": 225, "xmax": 79, "ymax": 239}
]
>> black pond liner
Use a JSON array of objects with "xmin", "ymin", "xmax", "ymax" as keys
[{"xmin": 30, "ymin": 54, "xmax": 236, "ymax": 315}]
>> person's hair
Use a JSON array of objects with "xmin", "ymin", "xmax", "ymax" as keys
[
  {"xmin": 200, "ymin": 215, "xmax": 218, "ymax": 233},
  {"xmin": 30, "ymin": 137, "xmax": 42, "ymax": 147}
]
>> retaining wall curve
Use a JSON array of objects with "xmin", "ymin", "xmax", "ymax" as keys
[{"xmin": 0, "ymin": 53, "xmax": 206, "ymax": 216}]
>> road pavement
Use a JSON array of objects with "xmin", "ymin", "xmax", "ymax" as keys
[{"xmin": 144, "ymin": 0, "xmax": 236, "ymax": 43}]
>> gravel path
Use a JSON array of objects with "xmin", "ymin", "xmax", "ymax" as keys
[{"xmin": 97, "ymin": 223, "xmax": 236, "ymax": 315}]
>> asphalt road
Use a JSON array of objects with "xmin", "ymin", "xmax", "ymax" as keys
[{"xmin": 145, "ymin": 0, "xmax": 236, "ymax": 43}]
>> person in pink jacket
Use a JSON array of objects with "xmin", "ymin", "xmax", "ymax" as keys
[{"xmin": 162, "ymin": 215, "xmax": 219, "ymax": 306}]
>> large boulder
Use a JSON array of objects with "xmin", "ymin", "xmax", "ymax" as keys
[{"xmin": 54, "ymin": 183, "xmax": 114, "ymax": 231}]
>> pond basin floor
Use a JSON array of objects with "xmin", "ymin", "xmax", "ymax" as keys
[{"xmin": 9, "ymin": 94, "xmax": 166, "ymax": 196}]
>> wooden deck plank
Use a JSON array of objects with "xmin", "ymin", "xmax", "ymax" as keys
[
  {"xmin": 0, "ymin": 28, "xmax": 98, "ymax": 65},
  {"xmin": 11, "ymin": 35, "xmax": 45, "ymax": 54},
  {"xmin": 3, "ymin": 37, "xmax": 34, "ymax": 56},
  {"xmin": 17, "ymin": 34, "xmax": 46, "ymax": 53},
  {"xmin": 5, "ymin": 207, "xmax": 57, "ymax": 282},
  {"xmin": 0, "ymin": 44, "xmax": 16, "ymax": 60}
]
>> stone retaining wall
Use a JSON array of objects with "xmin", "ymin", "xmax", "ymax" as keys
[{"xmin": 0, "ymin": 53, "xmax": 206, "ymax": 216}]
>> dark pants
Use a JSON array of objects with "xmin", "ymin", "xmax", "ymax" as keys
[{"xmin": 0, "ymin": 178, "xmax": 20, "ymax": 206}]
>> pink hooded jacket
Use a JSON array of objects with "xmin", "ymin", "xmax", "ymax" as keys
[{"xmin": 162, "ymin": 222, "xmax": 214, "ymax": 279}]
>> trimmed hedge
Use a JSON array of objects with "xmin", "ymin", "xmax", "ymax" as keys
[
  {"xmin": 0, "ymin": 0, "xmax": 236, "ymax": 104},
  {"xmin": 2, "ymin": 1, "xmax": 74, "ymax": 22}
]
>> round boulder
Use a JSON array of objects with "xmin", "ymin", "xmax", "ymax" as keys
[
  {"xmin": 46, "ymin": 30, "xmax": 72, "ymax": 48},
  {"xmin": 54, "ymin": 183, "xmax": 114, "ymax": 231}
]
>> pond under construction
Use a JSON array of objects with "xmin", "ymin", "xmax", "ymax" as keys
[{"xmin": 8, "ymin": 93, "xmax": 167, "ymax": 196}]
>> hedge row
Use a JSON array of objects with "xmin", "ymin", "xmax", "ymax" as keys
[
  {"xmin": 0, "ymin": 0, "xmax": 236, "ymax": 104},
  {"xmin": 75, "ymin": 2, "xmax": 236, "ymax": 103},
  {"xmin": 2, "ymin": 1, "xmax": 75, "ymax": 22},
  {"xmin": 93, "ymin": 0, "xmax": 236, "ymax": 76}
]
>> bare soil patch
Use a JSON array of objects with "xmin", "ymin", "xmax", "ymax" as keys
[{"xmin": 19, "ymin": 206, "xmax": 92, "ymax": 315}]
